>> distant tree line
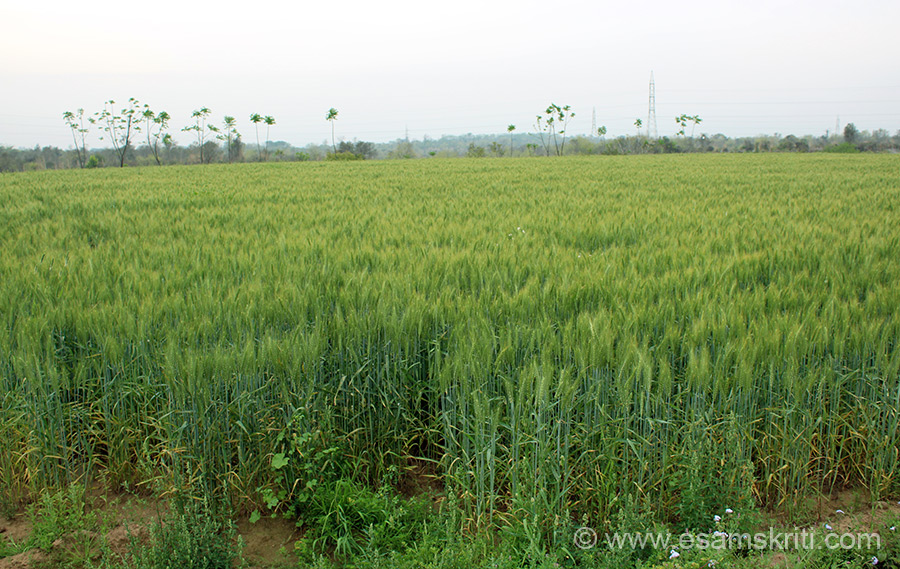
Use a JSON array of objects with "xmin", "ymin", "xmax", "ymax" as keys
[{"xmin": 1, "ymin": 108, "xmax": 898, "ymax": 173}]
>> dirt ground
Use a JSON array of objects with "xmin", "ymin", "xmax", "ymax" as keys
[
  {"xmin": 1, "ymin": 488, "xmax": 898, "ymax": 568},
  {"xmin": 0, "ymin": 490, "xmax": 302, "ymax": 569}
]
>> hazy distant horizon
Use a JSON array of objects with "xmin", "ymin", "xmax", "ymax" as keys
[{"xmin": 3, "ymin": 0, "xmax": 899, "ymax": 149}]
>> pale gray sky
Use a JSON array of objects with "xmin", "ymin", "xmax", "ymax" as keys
[{"xmin": 2, "ymin": 0, "xmax": 898, "ymax": 148}]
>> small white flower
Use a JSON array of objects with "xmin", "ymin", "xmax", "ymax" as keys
[
  {"xmin": 713, "ymin": 514, "xmax": 722, "ymax": 522},
  {"xmin": 669, "ymin": 550, "xmax": 680, "ymax": 559},
  {"xmin": 708, "ymin": 561, "xmax": 716, "ymax": 568},
  {"xmin": 724, "ymin": 508, "xmax": 734, "ymax": 514},
  {"xmin": 890, "ymin": 526, "xmax": 896, "ymax": 531},
  {"xmin": 825, "ymin": 524, "xmax": 833, "ymax": 530},
  {"xmin": 836, "ymin": 509, "xmax": 845, "ymax": 514},
  {"xmin": 871, "ymin": 556, "xmax": 878, "ymax": 565}
]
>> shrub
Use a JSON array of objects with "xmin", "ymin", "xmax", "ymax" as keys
[
  {"xmin": 325, "ymin": 151, "xmax": 364, "ymax": 161},
  {"xmin": 120, "ymin": 497, "xmax": 242, "ymax": 569},
  {"xmin": 824, "ymin": 141, "xmax": 859, "ymax": 153}
]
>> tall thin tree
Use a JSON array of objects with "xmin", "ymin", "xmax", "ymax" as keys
[
  {"xmin": 326, "ymin": 108, "xmax": 339, "ymax": 154},
  {"xmin": 182, "ymin": 107, "xmax": 215, "ymax": 164},
  {"xmin": 263, "ymin": 115, "xmax": 275, "ymax": 161},
  {"xmin": 92, "ymin": 98, "xmax": 142, "ymax": 167},
  {"xmin": 250, "ymin": 113, "xmax": 263, "ymax": 161},
  {"xmin": 63, "ymin": 109, "xmax": 89, "ymax": 168},
  {"xmin": 220, "ymin": 116, "xmax": 240, "ymax": 163},
  {"xmin": 634, "ymin": 118, "xmax": 643, "ymax": 154},
  {"xmin": 142, "ymin": 105, "xmax": 170, "ymax": 166}
]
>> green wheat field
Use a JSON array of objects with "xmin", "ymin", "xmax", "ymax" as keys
[{"xmin": 1, "ymin": 154, "xmax": 899, "ymax": 553}]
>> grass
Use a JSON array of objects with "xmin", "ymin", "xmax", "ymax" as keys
[{"xmin": 0, "ymin": 154, "xmax": 899, "ymax": 560}]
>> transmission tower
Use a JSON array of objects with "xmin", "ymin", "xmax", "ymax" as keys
[
  {"xmin": 591, "ymin": 107, "xmax": 597, "ymax": 137},
  {"xmin": 647, "ymin": 72, "xmax": 658, "ymax": 139}
]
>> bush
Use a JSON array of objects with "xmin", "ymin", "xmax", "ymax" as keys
[
  {"xmin": 325, "ymin": 151, "xmax": 364, "ymax": 161},
  {"xmin": 466, "ymin": 143, "xmax": 485, "ymax": 158},
  {"xmin": 120, "ymin": 497, "xmax": 242, "ymax": 569},
  {"xmin": 824, "ymin": 142, "xmax": 860, "ymax": 153},
  {"xmin": 26, "ymin": 485, "xmax": 95, "ymax": 552},
  {"xmin": 258, "ymin": 411, "xmax": 433, "ymax": 563}
]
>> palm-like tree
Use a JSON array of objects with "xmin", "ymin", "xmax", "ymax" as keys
[
  {"xmin": 326, "ymin": 108, "xmax": 339, "ymax": 154},
  {"xmin": 263, "ymin": 115, "xmax": 276, "ymax": 161},
  {"xmin": 223, "ymin": 116, "xmax": 238, "ymax": 162},
  {"xmin": 250, "ymin": 113, "xmax": 262, "ymax": 161},
  {"xmin": 634, "ymin": 118, "xmax": 644, "ymax": 154},
  {"xmin": 507, "ymin": 124, "xmax": 516, "ymax": 157}
]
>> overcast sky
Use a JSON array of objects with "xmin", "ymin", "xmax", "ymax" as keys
[{"xmin": 2, "ymin": 0, "xmax": 898, "ymax": 149}]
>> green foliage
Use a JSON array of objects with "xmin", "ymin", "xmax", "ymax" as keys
[
  {"xmin": 0, "ymin": 536, "xmax": 20, "ymax": 559},
  {"xmin": 249, "ymin": 113, "xmax": 263, "ymax": 160},
  {"xmin": 657, "ymin": 136, "xmax": 678, "ymax": 153},
  {"xmin": 218, "ymin": 116, "xmax": 241, "ymax": 163},
  {"xmin": 26, "ymin": 485, "xmax": 93, "ymax": 552},
  {"xmin": 338, "ymin": 140, "xmax": 376, "ymax": 159},
  {"xmin": 142, "ymin": 106, "xmax": 170, "ymax": 166},
  {"xmin": 2, "ymin": 155, "xmax": 900, "ymax": 556},
  {"xmin": 14, "ymin": 484, "xmax": 110, "ymax": 567},
  {"xmin": 326, "ymin": 151, "xmax": 364, "ymax": 161},
  {"xmin": 387, "ymin": 140, "xmax": 417, "ymax": 158},
  {"xmin": 326, "ymin": 108, "xmax": 339, "ymax": 154},
  {"xmin": 323, "ymin": 528, "xmax": 528, "ymax": 569},
  {"xmin": 119, "ymin": 498, "xmax": 242, "ymax": 569},
  {"xmin": 676, "ymin": 113, "xmax": 702, "ymax": 138},
  {"xmin": 91, "ymin": 98, "xmax": 142, "ymax": 167},
  {"xmin": 534, "ymin": 103, "xmax": 574, "ymax": 156},
  {"xmin": 62, "ymin": 109, "xmax": 90, "ymax": 168},
  {"xmin": 669, "ymin": 417, "xmax": 757, "ymax": 533},
  {"xmin": 259, "ymin": 411, "xmax": 433, "ymax": 562},
  {"xmin": 182, "ymin": 107, "xmax": 217, "ymax": 164},
  {"xmin": 263, "ymin": 115, "xmax": 275, "ymax": 161},
  {"xmin": 601, "ymin": 141, "xmax": 622, "ymax": 155},
  {"xmin": 466, "ymin": 143, "xmax": 486, "ymax": 158},
  {"xmin": 778, "ymin": 135, "xmax": 809, "ymax": 152},
  {"xmin": 824, "ymin": 141, "xmax": 860, "ymax": 153},
  {"xmin": 292, "ymin": 479, "xmax": 432, "ymax": 560}
]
